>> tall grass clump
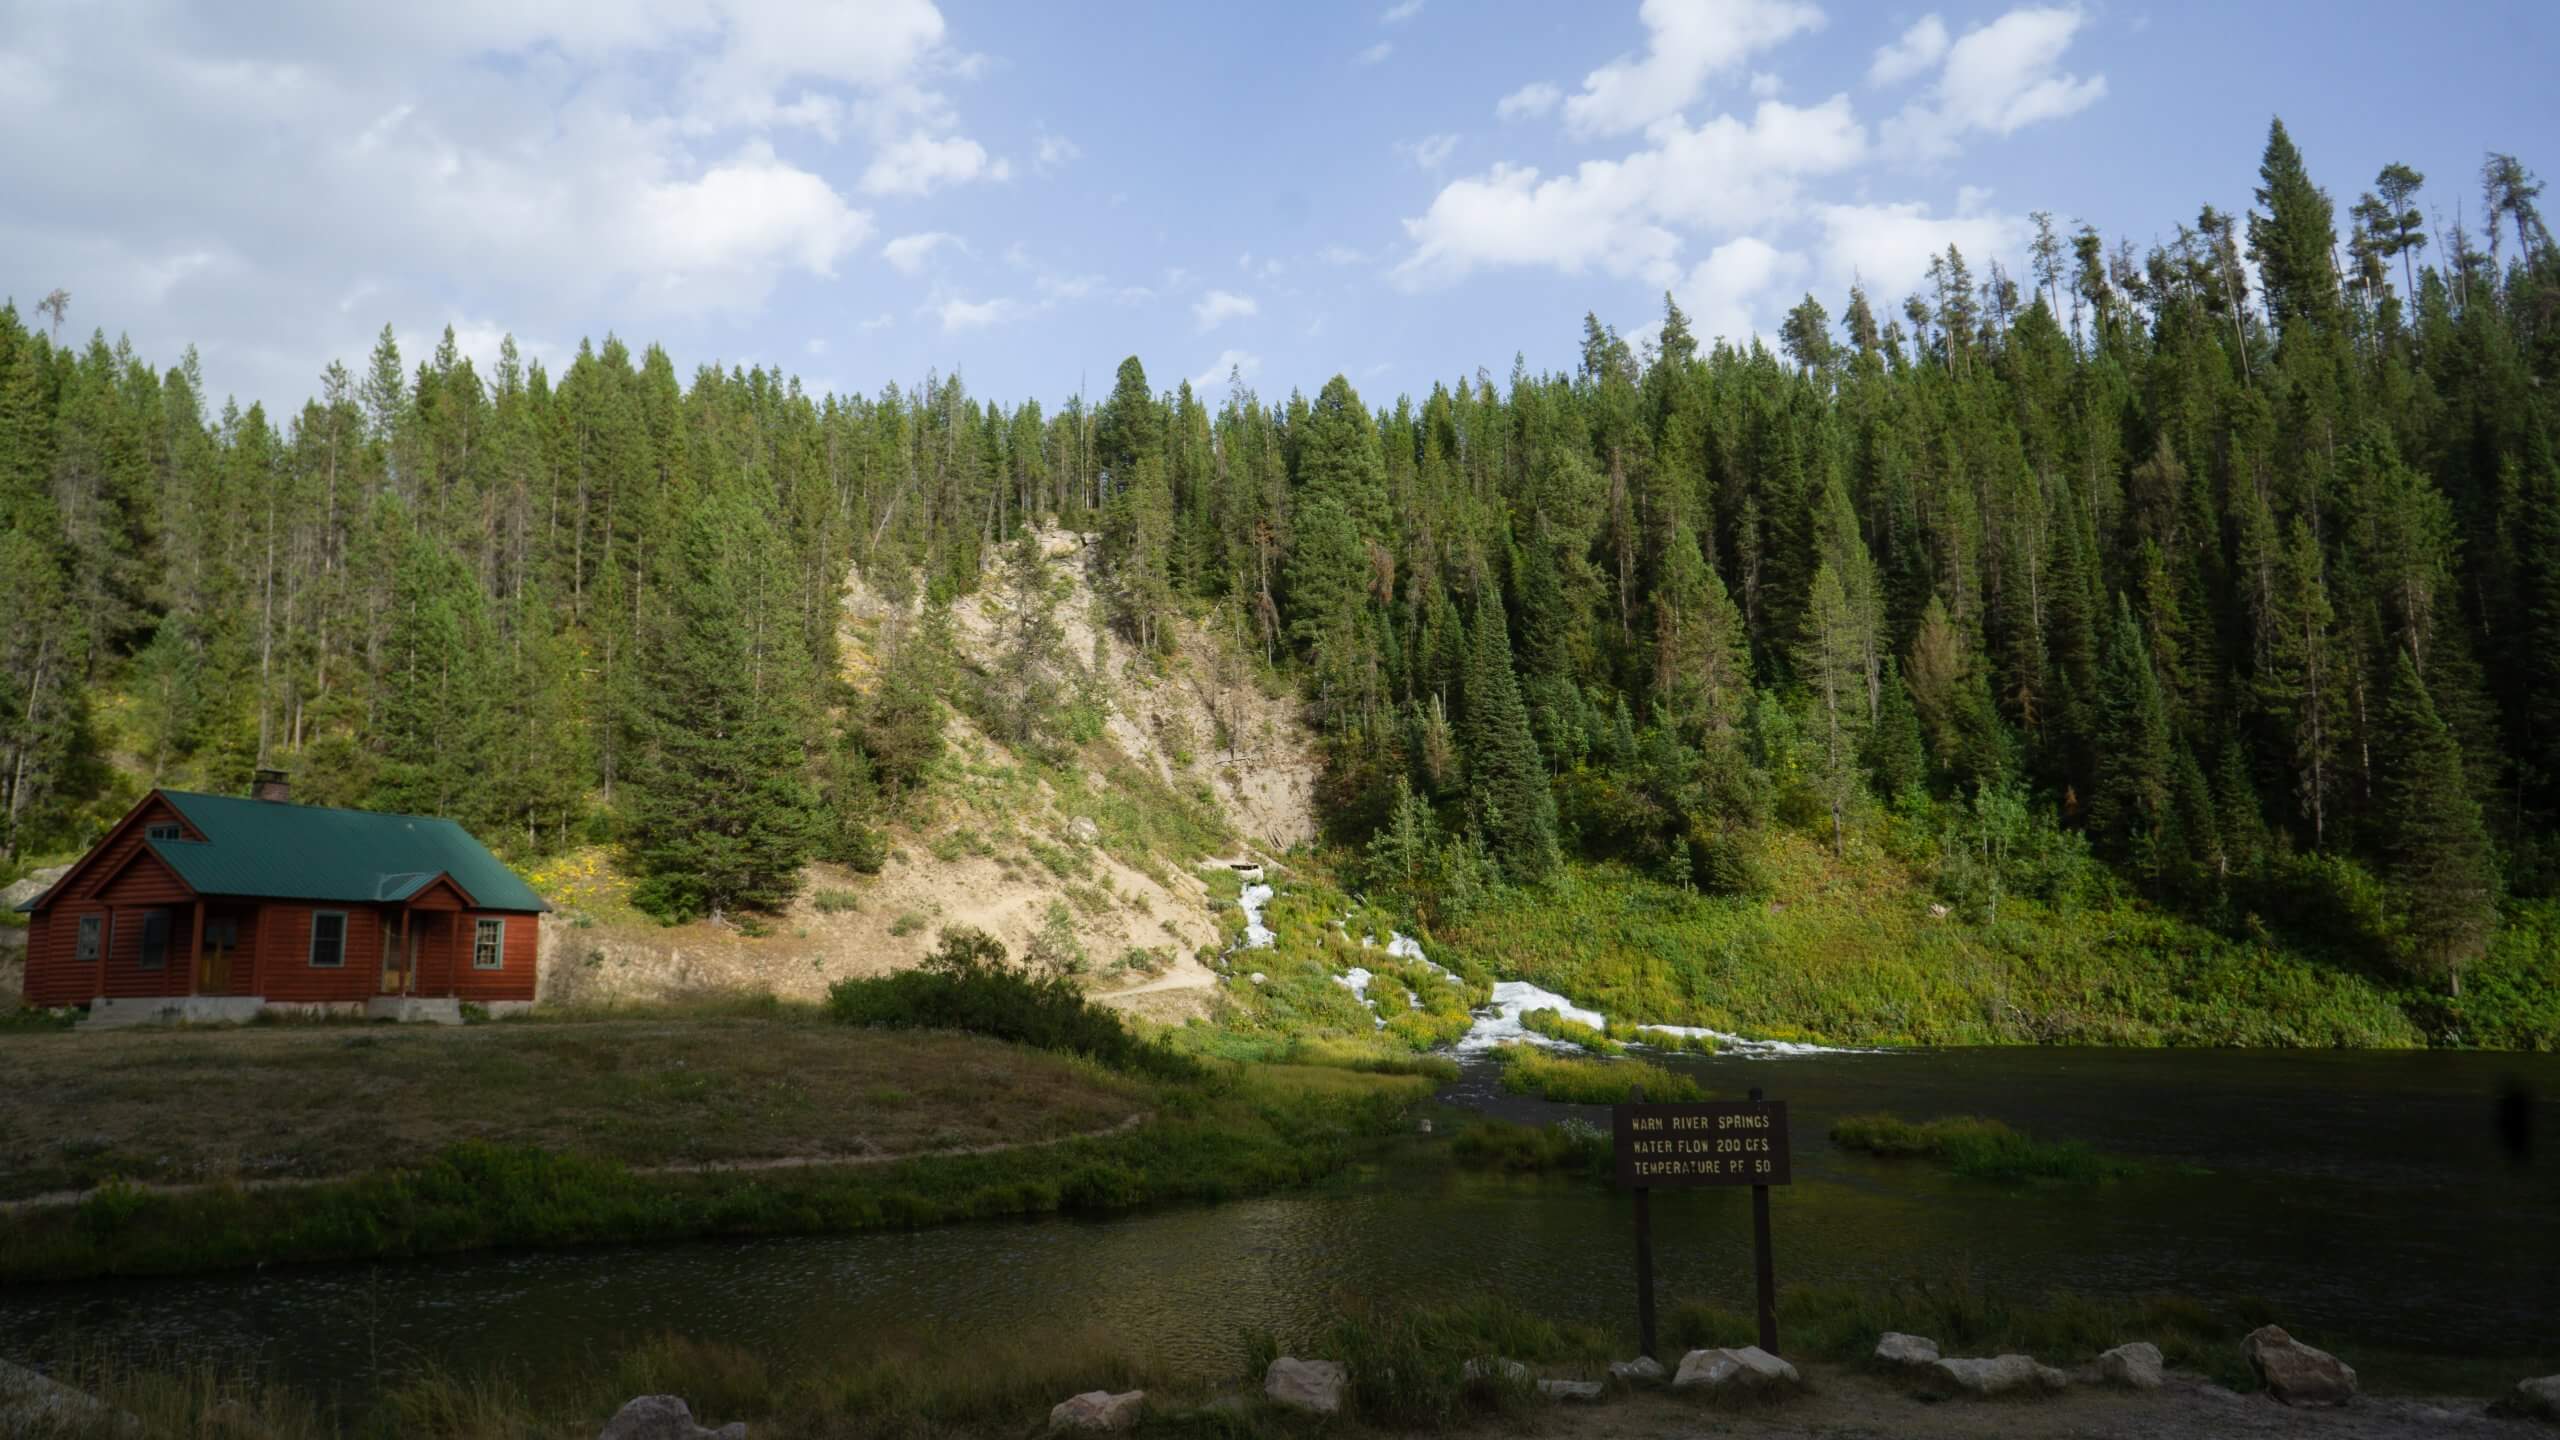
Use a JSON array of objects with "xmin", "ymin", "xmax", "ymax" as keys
[
  {"xmin": 1494, "ymin": 1044, "xmax": 1705, "ymax": 1104},
  {"xmin": 1321, "ymin": 1297, "xmax": 1615, "ymax": 1430},
  {"xmin": 1449, "ymin": 1118, "xmax": 1611, "ymax": 1179},
  {"xmin": 828, "ymin": 927, "xmax": 1199, "ymax": 1081},
  {"xmin": 1830, "ymin": 1112, "xmax": 2139, "ymax": 1183}
]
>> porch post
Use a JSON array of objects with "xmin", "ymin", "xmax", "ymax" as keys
[{"xmin": 187, "ymin": 901, "xmax": 205, "ymax": 996}]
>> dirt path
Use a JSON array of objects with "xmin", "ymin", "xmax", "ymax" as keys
[
  {"xmin": 1536, "ymin": 1366, "xmax": 2544, "ymax": 1440},
  {"xmin": 0, "ymin": 1111, "xmax": 1151, "ymax": 1216}
]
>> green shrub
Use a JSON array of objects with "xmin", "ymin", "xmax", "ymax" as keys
[
  {"xmin": 1829, "ymin": 1112, "xmax": 2138, "ymax": 1183},
  {"xmin": 826, "ymin": 927, "xmax": 1199, "ymax": 1081},
  {"xmin": 813, "ymin": 888, "xmax": 861, "ymax": 915},
  {"xmin": 888, "ymin": 911, "xmax": 926, "ymax": 937}
]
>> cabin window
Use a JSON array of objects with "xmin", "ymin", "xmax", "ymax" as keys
[
  {"xmin": 473, "ymin": 917, "xmax": 505, "ymax": 969},
  {"xmin": 76, "ymin": 915, "xmax": 102, "ymax": 962},
  {"xmin": 146, "ymin": 823, "xmax": 181, "ymax": 841},
  {"xmin": 206, "ymin": 919, "xmax": 238, "ymax": 949},
  {"xmin": 138, "ymin": 909, "xmax": 171, "ymax": 970},
  {"xmin": 309, "ymin": 911, "xmax": 347, "ymax": 968}
]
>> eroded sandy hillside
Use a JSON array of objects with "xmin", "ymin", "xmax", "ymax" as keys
[{"xmin": 536, "ymin": 527, "xmax": 1318, "ymax": 1019}]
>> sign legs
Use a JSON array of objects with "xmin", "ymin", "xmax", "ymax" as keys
[{"xmin": 1749, "ymin": 1085, "xmax": 1777, "ymax": 1353}]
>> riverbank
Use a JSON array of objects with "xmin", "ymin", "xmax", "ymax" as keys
[
  {"xmin": 0, "ymin": 1007, "xmax": 1432, "ymax": 1282},
  {"xmin": 17, "ymin": 1291, "xmax": 2554, "ymax": 1439}
]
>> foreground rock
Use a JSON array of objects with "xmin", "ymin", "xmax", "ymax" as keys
[
  {"xmin": 1538, "ymin": 1379, "xmax": 1606, "ymax": 1402},
  {"xmin": 1873, "ymin": 1332, "xmax": 1940, "ymax": 1368},
  {"xmin": 1610, "ymin": 1356, "xmax": 1667, "ymax": 1386},
  {"xmin": 598, "ymin": 1396, "xmax": 746, "ymax": 1440},
  {"xmin": 2243, "ymin": 1325, "xmax": 2358, "ymax": 1406},
  {"xmin": 2094, "ymin": 1341, "xmax": 2165, "ymax": 1390},
  {"xmin": 1264, "ymin": 1358, "xmax": 1348, "ymax": 1415},
  {"xmin": 2494, "ymin": 1375, "xmax": 2560, "ymax": 1420},
  {"xmin": 0, "ymin": 1359, "xmax": 140, "ymax": 1437},
  {"xmin": 1927, "ymin": 1355, "xmax": 2069, "ymax": 1397},
  {"xmin": 1048, "ymin": 1390, "xmax": 1146, "ymax": 1431},
  {"xmin": 1672, "ymin": 1347, "xmax": 1802, "ymax": 1394},
  {"xmin": 1461, "ymin": 1357, "xmax": 1530, "ymax": 1383}
]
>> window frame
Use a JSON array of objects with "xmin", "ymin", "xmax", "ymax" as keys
[
  {"xmin": 76, "ymin": 914, "xmax": 103, "ymax": 963},
  {"xmin": 145, "ymin": 823, "xmax": 182, "ymax": 841},
  {"xmin": 472, "ymin": 917, "xmax": 505, "ymax": 970},
  {"xmin": 137, "ymin": 908, "xmax": 171, "ymax": 971},
  {"xmin": 308, "ymin": 910, "xmax": 348, "ymax": 969}
]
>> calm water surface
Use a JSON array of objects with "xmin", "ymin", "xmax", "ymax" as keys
[{"xmin": 4, "ymin": 1046, "xmax": 2553, "ymax": 1401}]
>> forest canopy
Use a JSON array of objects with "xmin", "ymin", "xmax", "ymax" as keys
[{"xmin": 3, "ymin": 121, "xmax": 2554, "ymax": 1001}]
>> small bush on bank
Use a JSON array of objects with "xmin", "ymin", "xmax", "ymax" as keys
[
  {"xmin": 827, "ymin": 927, "xmax": 1200, "ymax": 1081},
  {"xmin": 1494, "ymin": 1044, "xmax": 1706, "ymax": 1104},
  {"xmin": 1829, "ymin": 1112, "xmax": 2139, "ymax": 1183}
]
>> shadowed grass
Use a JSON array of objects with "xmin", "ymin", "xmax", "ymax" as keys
[
  {"xmin": 1829, "ymin": 1112, "xmax": 2140, "ymax": 1183},
  {"xmin": 1494, "ymin": 1044, "xmax": 1706, "ymax": 1104},
  {"xmin": 1448, "ymin": 1117, "xmax": 1612, "ymax": 1179}
]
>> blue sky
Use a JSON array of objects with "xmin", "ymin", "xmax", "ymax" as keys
[{"xmin": 3, "ymin": 1, "xmax": 2554, "ymax": 416}]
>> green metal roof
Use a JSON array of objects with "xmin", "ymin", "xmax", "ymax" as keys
[{"xmin": 135, "ymin": 791, "xmax": 550, "ymax": 912}]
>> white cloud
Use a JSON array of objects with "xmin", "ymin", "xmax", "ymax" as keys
[
  {"xmin": 1192, "ymin": 289, "xmax": 1259, "ymax": 332},
  {"xmin": 1191, "ymin": 348, "xmax": 1263, "ymax": 393},
  {"xmin": 630, "ymin": 140, "xmax": 875, "ymax": 289},
  {"xmin": 935, "ymin": 294, "xmax": 1031, "ymax": 331},
  {"xmin": 881, "ymin": 230, "xmax": 961, "ymax": 273},
  {"xmin": 1318, "ymin": 244, "xmax": 1369, "ymax": 265},
  {"xmin": 1867, "ymin": 14, "xmax": 1949, "ymax": 86},
  {"xmin": 1678, "ymin": 235, "xmax": 1805, "ymax": 345},
  {"xmin": 859, "ymin": 312, "xmax": 896, "ymax": 332},
  {"xmin": 1355, "ymin": 41, "xmax": 1395, "ymax": 66},
  {"xmin": 806, "ymin": 337, "xmax": 829, "ymax": 355},
  {"xmin": 1382, "ymin": 0, "xmax": 1427, "ymax": 20},
  {"xmin": 1034, "ymin": 132, "xmax": 1082, "ymax": 170},
  {"xmin": 1814, "ymin": 200, "xmax": 2031, "ymax": 299},
  {"xmin": 861, "ymin": 131, "xmax": 1009, "ymax": 196},
  {"xmin": 1401, "ymin": 133, "xmax": 1460, "ymax": 169},
  {"xmin": 1496, "ymin": 82, "xmax": 1562, "ymax": 120},
  {"xmin": 1562, "ymin": 0, "xmax": 1826, "ymax": 138},
  {"xmin": 1885, "ymin": 7, "xmax": 2105, "ymax": 162},
  {"xmin": 1748, "ymin": 71, "xmax": 1783, "ymax": 98},
  {"xmin": 1397, "ymin": 96, "xmax": 1865, "ymax": 287}
]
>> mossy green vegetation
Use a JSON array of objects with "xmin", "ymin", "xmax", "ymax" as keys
[
  {"xmin": 1493, "ymin": 1044, "xmax": 1705, "ymax": 1104},
  {"xmin": 1432, "ymin": 836, "xmax": 2558, "ymax": 1048},
  {"xmin": 1829, "ymin": 1112, "xmax": 2141, "ymax": 1184},
  {"xmin": 827, "ymin": 925, "xmax": 1200, "ymax": 1081},
  {"xmin": 1517, "ymin": 1008, "xmax": 1620, "ymax": 1053}
]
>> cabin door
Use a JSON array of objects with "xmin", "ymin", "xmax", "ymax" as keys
[{"xmin": 380, "ymin": 912, "xmax": 414, "ymax": 995}]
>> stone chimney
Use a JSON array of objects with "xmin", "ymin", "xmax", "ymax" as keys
[{"xmin": 252, "ymin": 768, "xmax": 292, "ymax": 804}]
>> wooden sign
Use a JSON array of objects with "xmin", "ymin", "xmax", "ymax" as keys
[
  {"xmin": 1615, "ymin": 1087, "xmax": 1788, "ymax": 1360},
  {"xmin": 1612, "ymin": 1099, "xmax": 1791, "ymax": 1188}
]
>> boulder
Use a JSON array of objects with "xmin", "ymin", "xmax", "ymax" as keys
[
  {"xmin": 2242, "ymin": 1325, "xmax": 2357, "ymax": 1407},
  {"xmin": 2493, "ymin": 1375, "xmax": 2560, "ymax": 1421},
  {"xmin": 1609, "ymin": 1356, "xmax": 1667, "ymax": 1386},
  {"xmin": 1264, "ymin": 1358, "xmax": 1348, "ymax": 1416},
  {"xmin": 1048, "ymin": 1390, "xmax": 1146, "ymax": 1432},
  {"xmin": 1069, "ymin": 817, "xmax": 1102, "ymax": 846},
  {"xmin": 1873, "ymin": 1332, "xmax": 1940, "ymax": 1368},
  {"xmin": 1926, "ymin": 1355, "xmax": 2069, "ymax": 1398},
  {"xmin": 0, "ymin": 865, "xmax": 67, "ymax": 912},
  {"xmin": 1671, "ymin": 1347, "xmax": 1801, "ymax": 1394},
  {"xmin": 1538, "ymin": 1379, "xmax": 1606, "ymax": 1402},
  {"xmin": 597, "ymin": 1395, "xmax": 747, "ymax": 1440},
  {"xmin": 1461, "ymin": 1357, "xmax": 1529, "ymax": 1383},
  {"xmin": 2094, "ymin": 1342, "xmax": 2165, "ymax": 1391},
  {"xmin": 1249, "ymin": 972, "xmax": 1267, "ymax": 986}
]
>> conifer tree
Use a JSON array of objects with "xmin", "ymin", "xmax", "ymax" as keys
[
  {"xmin": 1462, "ymin": 590, "xmax": 1555, "ymax": 881},
  {"xmin": 2375, "ymin": 652, "xmax": 2495, "ymax": 996}
]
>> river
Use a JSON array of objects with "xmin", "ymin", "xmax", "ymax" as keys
[{"xmin": 3, "ymin": 1046, "xmax": 2552, "ymax": 1403}]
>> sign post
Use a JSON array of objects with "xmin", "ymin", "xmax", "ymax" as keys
[{"xmin": 1612, "ymin": 1088, "xmax": 1791, "ymax": 1356}]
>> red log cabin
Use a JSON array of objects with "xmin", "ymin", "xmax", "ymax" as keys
[{"xmin": 14, "ymin": 771, "xmax": 550, "ymax": 1024}]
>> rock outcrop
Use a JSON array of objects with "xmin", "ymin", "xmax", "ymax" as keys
[
  {"xmin": 2242, "ymin": 1325, "xmax": 2357, "ymax": 1407},
  {"xmin": 1671, "ymin": 1347, "xmax": 1801, "ymax": 1393},
  {"xmin": 1926, "ymin": 1355, "xmax": 2069, "ymax": 1397},
  {"xmin": 597, "ymin": 1395, "xmax": 746, "ymax": 1440},
  {"xmin": 2094, "ymin": 1342, "xmax": 2165, "ymax": 1390},
  {"xmin": 1047, "ymin": 1390, "xmax": 1146, "ymax": 1431},
  {"xmin": 1538, "ymin": 1379, "xmax": 1606, "ymax": 1402},
  {"xmin": 1609, "ymin": 1356, "xmax": 1667, "ymax": 1385},
  {"xmin": 1873, "ymin": 1332, "xmax": 1940, "ymax": 1368},
  {"xmin": 1263, "ymin": 1358, "xmax": 1348, "ymax": 1415}
]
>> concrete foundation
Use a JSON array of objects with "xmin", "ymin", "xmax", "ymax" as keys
[
  {"xmin": 82, "ymin": 995, "xmax": 267, "ymax": 1029},
  {"xmin": 364, "ymin": 996, "xmax": 464, "ymax": 1025}
]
